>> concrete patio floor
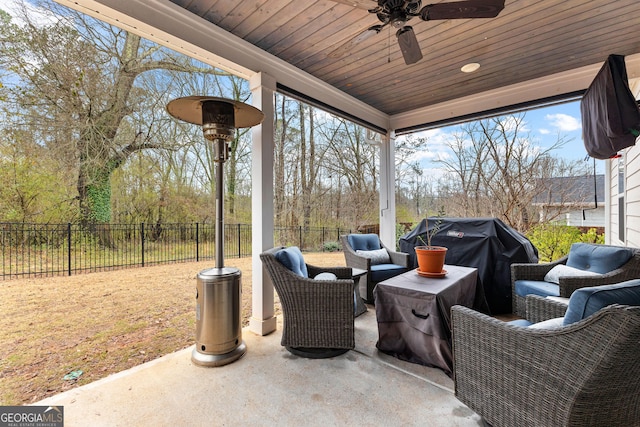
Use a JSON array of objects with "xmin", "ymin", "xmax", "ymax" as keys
[{"xmin": 36, "ymin": 306, "xmax": 483, "ymax": 426}]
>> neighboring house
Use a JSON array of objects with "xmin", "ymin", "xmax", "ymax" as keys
[{"xmin": 533, "ymin": 174, "xmax": 604, "ymax": 229}]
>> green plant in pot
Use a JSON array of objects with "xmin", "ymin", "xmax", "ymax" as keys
[{"xmin": 415, "ymin": 207, "xmax": 447, "ymax": 275}]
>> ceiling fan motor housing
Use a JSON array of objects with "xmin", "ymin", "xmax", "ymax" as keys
[{"xmin": 377, "ymin": 0, "xmax": 422, "ymax": 27}]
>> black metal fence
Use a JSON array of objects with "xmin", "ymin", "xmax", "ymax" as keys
[{"xmin": 0, "ymin": 223, "xmax": 352, "ymax": 280}]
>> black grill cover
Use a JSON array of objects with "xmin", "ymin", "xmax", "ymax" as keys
[
  {"xmin": 581, "ymin": 54, "xmax": 640, "ymax": 159},
  {"xmin": 399, "ymin": 217, "xmax": 538, "ymax": 314}
]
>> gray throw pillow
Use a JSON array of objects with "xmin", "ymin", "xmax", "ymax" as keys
[
  {"xmin": 543, "ymin": 264, "xmax": 600, "ymax": 284},
  {"xmin": 314, "ymin": 272, "xmax": 337, "ymax": 281},
  {"xmin": 356, "ymin": 248, "xmax": 391, "ymax": 265},
  {"xmin": 529, "ymin": 317, "xmax": 565, "ymax": 330}
]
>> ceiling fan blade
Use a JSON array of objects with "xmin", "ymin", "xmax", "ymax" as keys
[
  {"xmin": 330, "ymin": 0, "xmax": 378, "ymax": 11},
  {"xmin": 396, "ymin": 26, "xmax": 423, "ymax": 65},
  {"xmin": 421, "ymin": 0, "xmax": 505, "ymax": 21},
  {"xmin": 328, "ymin": 25, "xmax": 382, "ymax": 58}
]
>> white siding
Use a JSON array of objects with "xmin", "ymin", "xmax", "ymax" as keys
[
  {"xmin": 566, "ymin": 207, "xmax": 605, "ymax": 227},
  {"xmin": 608, "ymin": 158, "xmax": 621, "ymax": 244},
  {"xmin": 608, "ymin": 144, "xmax": 640, "ymax": 248},
  {"xmin": 610, "ymin": 74, "xmax": 640, "ymax": 249},
  {"xmin": 626, "ymin": 145, "xmax": 640, "ymax": 247}
]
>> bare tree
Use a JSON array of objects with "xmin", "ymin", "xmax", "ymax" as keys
[
  {"xmin": 299, "ymin": 104, "xmax": 314, "ymax": 230},
  {"xmin": 394, "ymin": 132, "xmax": 444, "ymax": 222},
  {"xmin": 273, "ymin": 93, "xmax": 298, "ymax": 226},
  {"xmin": 434, "ymin": 113, "xmax": 588, "ymax": 231},
  {"xmin": 0, "ymin": 0, "xmax": 229, "ymax": 226},
  {"xmin": 321, "ymin": 117, "xmax": 379, "ymax": 227}
]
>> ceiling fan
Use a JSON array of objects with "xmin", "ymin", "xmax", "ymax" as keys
[{"xmin": 329, "ymin": 0, "xmax": 505, "ymax": 65}]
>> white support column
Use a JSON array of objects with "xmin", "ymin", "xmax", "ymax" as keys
[
  {"xmin": 379, "ymin": 131, "xmax": 397, "ymax": 249},
  {"xmin": 249, "ymin": 72, "xmax": 277, "ymax": 335}
]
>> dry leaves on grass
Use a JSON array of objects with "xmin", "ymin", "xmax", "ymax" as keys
[{"xmin": 0, "ymin": 252, "xmax": 345, "ymax": 405}]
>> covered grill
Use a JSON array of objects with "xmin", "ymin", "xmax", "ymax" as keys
[{"xmin": 399, "ymin": 217, "xmax": 538, "ymax": 314}]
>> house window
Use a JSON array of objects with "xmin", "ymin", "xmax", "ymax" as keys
[{"xmin": 618, "ymin": 154, "xmax": 625, "ymax": 242}]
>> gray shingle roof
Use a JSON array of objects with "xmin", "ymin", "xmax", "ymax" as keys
[{"xmin": 533, "ymin": 174, "xmax": 604, "ymax": 206}]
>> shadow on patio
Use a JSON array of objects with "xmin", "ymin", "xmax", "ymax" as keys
[{"xmin": 36, "ymin": 306, "xmax": 482, "ymax": 426}]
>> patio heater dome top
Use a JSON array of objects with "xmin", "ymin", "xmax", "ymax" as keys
[{"xmin": 166, "ymin": 95, "xmax": 264, "ymax": 128}]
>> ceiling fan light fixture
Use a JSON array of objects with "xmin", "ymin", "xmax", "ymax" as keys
[
  {"xmin": 396, "ymin": 26, "xmax": 423, "ymax": 65},
  {"xmin": 461, "ymin": 62, "xmax": 481, "ymax": 73}
]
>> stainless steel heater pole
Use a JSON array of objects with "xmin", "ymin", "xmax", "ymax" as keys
[{"xmin": 167, "ymin": 96, "xmax": 263, "ymax": 367}]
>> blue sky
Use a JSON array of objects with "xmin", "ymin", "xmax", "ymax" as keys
[
  {"xmin": 525, "ymin": 100, "xmax": 593, "ymax": 165},
  {"xmin": 0, "ymin": 0, "xmax": 605, "ymax": 178},
  {"xmin": 406, "ymin": 99, "xmax": 604, "ymax": 178}
]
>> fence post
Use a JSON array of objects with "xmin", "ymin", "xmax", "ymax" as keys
[
  {"xmin": 141, "ymin": 223, "xmax": 145, "ymax": 267},
  {"xmin": 67, "ymin": 223, "xmax": 72, "ymax": 276},
  {"xmin": 196, "ymin": 222, "xmax": 199, "ymax": 262},
  {"xmin": 299, "ymin": 226, "xmax": 303, "ymax": 250},
  {"xmin": 237, "ymin": 224, "xmax": 241, "ymax": 258}
]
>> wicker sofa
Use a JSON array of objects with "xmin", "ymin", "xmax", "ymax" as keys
[
  {"xmin": 453, "ymin": 279, "xmax": 640, "ymax": 427},
  {"xmin": 260, "ymin": 246, "xmax": 355, "ymax": 358},
  {"xmin": 511, "ymin": 243, "xmax": 640, "ymax": 316}
]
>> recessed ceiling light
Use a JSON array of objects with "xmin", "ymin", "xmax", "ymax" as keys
[{"xmin": 461, "ymin": 62, "xmax": 480, "ymax": 73}]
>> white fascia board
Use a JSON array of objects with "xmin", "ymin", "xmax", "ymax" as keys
[
  {"xmin": 390, "ymin": 53, "xmax": 640, "ymax": 131},
  {"xmin": 55, "ymin": 0, "xmax": 389, "ymax": 131}
]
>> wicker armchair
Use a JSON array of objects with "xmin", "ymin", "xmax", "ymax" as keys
[
  {"xmin": 452, "ymin": 303, "xmax": 640, "ymax": 427},
  {"xmin": 524, "ymin": 294, "xmax": 570, "ymax": 323},
  {"xmin": 340, "ymin": 234, "xmax": 409, "ymax": 304},
  {"xmin": 260, "ymin": 246, "xmax": 355, "ymax": 358},
  {"xmin": 511, "ymin": 244, "xmax": 640, "ymax": 316}
]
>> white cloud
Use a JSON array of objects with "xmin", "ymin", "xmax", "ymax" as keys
[
  {"xmin": 420, "ymin": 165, "xmax": 449, "ymax": 182},
  {"xmin": 495, "ymin": 115, "xmax": 530, "ymax": 133},
  {"xmin": 545, "ymin": 113, "xmax": 581, "ymax": 132},
  {"xmin": 404, "ymin": 128, "xmax": 453, "ymax": 164},
  {"xmin": 0, "ymin": 0, "xmax": 59, "ymax": 27},
  {"xmin": 410, "ymin": 150, "xmax": 436, "ymax": 162},
  {"xmin": 412, "ymin": 128, "xmax": 446, "ymax": 142},
  {"xmin": 539, "ymin": 128, "xmax": 551, "ymax": 135},
  {"xmin": 0, "ymin": 0, "xmax": 19, "ymax": 17}
]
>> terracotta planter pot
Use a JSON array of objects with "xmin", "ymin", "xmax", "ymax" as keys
[{"xmin": 415, "ymin": 246, "xmax": 447, "ymax": 273}]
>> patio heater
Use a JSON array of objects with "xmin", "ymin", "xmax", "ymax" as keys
[{"xmin": 166, "ymin": 96, "xmax": 264, "ymax": 367}]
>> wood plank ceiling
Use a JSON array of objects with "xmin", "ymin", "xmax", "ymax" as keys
[{"xmin": 167, "ymin": 0, "xmax": 640, "ymax": 117}]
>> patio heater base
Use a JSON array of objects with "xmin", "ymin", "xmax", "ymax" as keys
[
  {"xmin": 191, "ymin": 267, "xmax": 245, "ymax": 367},
  {"xmin": 191, "ymin": 341, "xmax": 247, "ymax": 367}
]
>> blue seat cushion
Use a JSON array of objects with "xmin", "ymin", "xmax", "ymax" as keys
[
  {"xmin": 275, "ymin": 246, "xmax": 308, "ymax": 278},
  {"xmin": 563, "ymin": 278, "xmax": 640, "ymax": 325},
  {"xmin": 348, "ymin": 234, "xmax": 382, "ymax": 251},
  {"xmin": 514, "ymin": 280, "xmax": 560, "ymax": 298},
  {"xmin": 566, "ymin": 243, "xmax": 633, "ymax": 274},
  {"xmin": 371, "ymin": 264, "xmax": 408, "ymax": 283}
]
